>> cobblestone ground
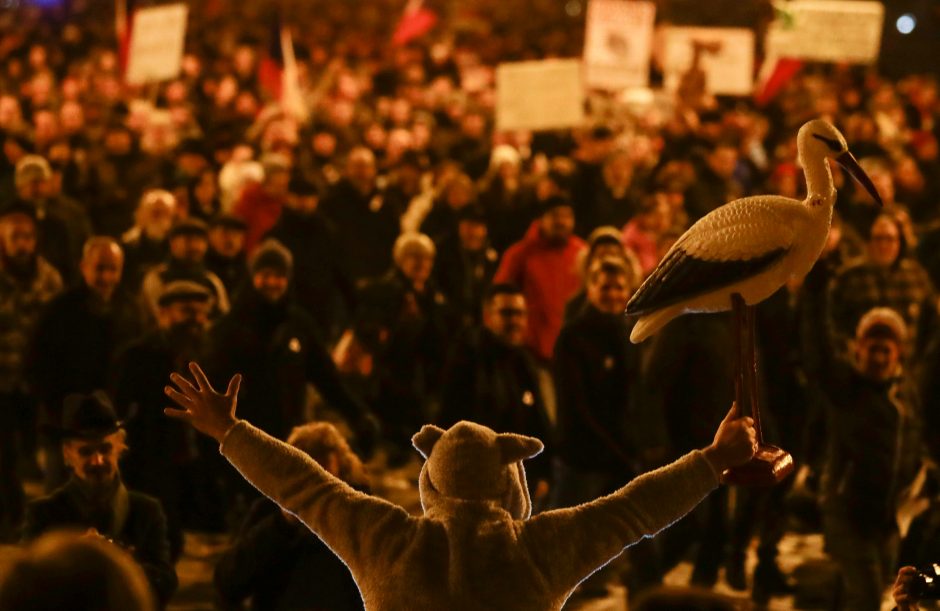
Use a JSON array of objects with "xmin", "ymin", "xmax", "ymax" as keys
[{"xmin": 1, "ymin": 457, "xmax": 899, "ymax": 610}]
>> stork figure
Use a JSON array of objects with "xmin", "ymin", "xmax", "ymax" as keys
[{"xmin": 625, "ymin": 119, "xmax": 883, "ymax": 485}]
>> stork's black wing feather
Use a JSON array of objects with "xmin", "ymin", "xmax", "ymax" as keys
[{"xmin": 625, "ymin": 246, "xmax": 789, "ymax": 316}]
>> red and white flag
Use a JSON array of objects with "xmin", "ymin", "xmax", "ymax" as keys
[{"xmin": 392, "ymin": 0, "xmax": 438, "ymax": 46}]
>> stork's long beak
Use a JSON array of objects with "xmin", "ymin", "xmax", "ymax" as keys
[{"xmin": 836, "ymin": 151, "xmax": 883, "ymax": 207}]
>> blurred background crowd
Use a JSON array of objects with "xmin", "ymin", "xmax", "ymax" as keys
[{"xmin": 0, "ymin": 0, "xmax": 939, "ymax": 609}]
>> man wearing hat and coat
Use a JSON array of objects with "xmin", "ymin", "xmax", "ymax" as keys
[
  {"xmin": 140, "ymin": 217, "xmax": 230, "ymax": 324},
  {"xmin": 111, "ymin": 280, "xmax": 219, "ymax": 561},
  {"xmin": 205, "ymin": 213, "xmax": 248, "ymax": 297},
  {"xmin": 21, "ymin": 391, "xmax": 178, "ymax": 608}
]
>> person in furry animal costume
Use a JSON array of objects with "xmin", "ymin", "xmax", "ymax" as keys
[{"xmin": 165, "ymin": 362, "xmax": 757, "ymax": 611}]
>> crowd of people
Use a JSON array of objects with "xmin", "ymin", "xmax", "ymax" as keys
[{"xmin": 0, "ymin": 0, "xmax": 939, "ymax": 609}]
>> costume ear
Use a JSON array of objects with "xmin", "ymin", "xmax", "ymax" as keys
[
  {"xmin": 412, "ymin": 424, "xmax": 446, "ymax": 459},
  {"xmin": 496, "ymin": 433, "xmax": 544, "ymax": 464}
]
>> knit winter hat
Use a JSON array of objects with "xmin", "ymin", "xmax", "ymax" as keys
[
  {"xmin": 250, "ymin": 239, "xmax": 293, "ymax": 276},
  {"xmin": 413, "ymin": 421, "xmax": 543, "ymax": 519},
  {"xmin": 856, "ymin": 307, "xmax": 907, "ymax": 344}
]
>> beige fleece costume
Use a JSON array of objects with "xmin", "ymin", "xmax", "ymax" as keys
[{"xmin": 220, "ymin": 419, "xmax": 720, "ymax": 610}]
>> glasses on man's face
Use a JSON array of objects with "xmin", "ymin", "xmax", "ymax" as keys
[
  {"xmin": 496, "ymin": 308, "xmax": 526, "ymax": 318},
  {"xmin": 871, "ymin": 233, "xmax": 899, "ymax": 244}
]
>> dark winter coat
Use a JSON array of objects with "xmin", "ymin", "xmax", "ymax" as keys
[
  {"xmin": 206, "ymin": 289, "xmax": 370, "ymax": 440},
  {"xmin": 552, "ymin": 306, "xmax": 643, "ymax": 472},
  {"xmin": 215, "ymin": 498, "xmax": 364, "ymax": 611},
  {"xmin": 438, "ymin": 326, "xmax": 551, "ymax": 482},
  {"xmin": 320, "ymin": 178, "xmax": 402, "ymax": 283},
  {"xmin": 22, "ymin": 478, "xmax": 178, "ymax": 607},
  {"xmin": 266, "ymin": 208, "xmax": 357, "ymax": 340},
  {"xmin": 29, "ymin": 284, "xmax": 143, "ymax": 423},
  {"xmin": 433, "ymin": 235, "xmax": 499, "ymax": 329}
]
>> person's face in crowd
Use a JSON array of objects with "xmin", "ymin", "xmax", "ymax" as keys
[
  {"xmin": 286, "ymin": 193, "xmax": 319, "ymax": 216},
  {"xmin": 458, "ymin": 219, "xmax": 487, "ymax": 252},
  {"xmin": 104, "ymin": 129, "xmax": 133, "ymax": 156},
  {"xmin": 164, "ymin": 81, "xmax": 188, "ymax": 106},
  {"xmin": 865, "ymin": 169, "xmax": 894, "ymax": 206},
  {"xmin": 62, "ymin": 432, "xmax": 123, "ymax": 490},
  {"xmin": 159, "ymin": 299, "xmax": 211, "ymax": 334},
  {"xmin": 604, "ymin": 153, "xmax": 633, "ymax": 188},
  {"xmin": 33, "ymin": 110, "xmax": 58, "ymax": 145},
  {"xmin": 364, "ymin": 123, "xmax": 387, "ymax": 152},
  {"xmin": 193, "ymin": 170, "xmax": 217, "ymax": 206},
  {"xmin": 59, "ymin": 101, "xmax": 84, "ymax": 135},
  {"xmin": 398, "ymin": 250, "xmax": 434, "ymax": 288},
  {"xmin": 412, "ymin": 122, "xmax": 432, "ymax": 151},
  {"xmin": 390, "ymin": 98, "xmax": 412, "ymax": 126},
  {"xmin": 81, "ymin": 243, "xmax": 123, "ymax": 302},
  {"xmin": 169, "ymin": 234, "xmax": 208, "ymax": 264},
  {"xmin": 215, "ymin": 76, "xmax": 238, "ymax": 106},
  {"xmin": 461, "ymin": 113, "xmax": 486, "ymax": 139},
  {"xmin": 28, "ymin": 44, "xmax": 47, "ymax": 70},
  {"xmin": 265, "ymin": 169, "xmax": 291, "ymax": 198},
  {"xmin": 233, "ymin": 45, "xmax": 256, "ymax": 78},
  {"xmin": 347, "ymin": 149, "xmax": 377, "ymax": 190},
  {"xmin": 235, "ymin": 91, "xmax": 259, "ymax": 117},
  {"xmin": 178, "ymin": 152, "xmax": 208, "ymax": 177},
  {"xmin": 587, "ymin": 270, "xmax": 630, "ymax": 315},
  {"xmin": 894, "ymin": 157, "xmax": 924, "ymax": 193},
  {"xmin": 540, "ymin": 205, "xmax": 575, "ymax": 243},
  {"xmin": 868, "ymin": 216, "xmax": 901, "ymax": 268},
  {"xmin": 708, "ymin": 146, "xmax": 739, "ymax": 181},
  {"xmin": 253, "ymin": 269, "xmax": 289, "ymax": 303},
  {"xmin": 16, "ymin": 176, "xmax": 48, "ymax": 201},
  {"xmin": 0, "ymin": 214, "xmax": 37, "ymax": 265},
  {"xmin": 445, "ymin": 181, "xmax": 473, "ymax": 210},
  {"xmin": 312, "ymin": 131, "xmax": 337, "ymax": 161},
  {"xmin": 0, "ymin": 95, "xmax": 21, "ymax": 128},
  {"xmin": 139, "ymin": 198, "xmax": 175, "ymax": 241},
  {"xmin": 208, "ymin": 226, "xmax": 245, "ymax": 259},
  {"xmin": 855, "ymin": 335, "xmax": 901, "ymax": 381},
  {"xmin": 484, "ymin": 293, "xmax": 527, "ymax": 347}
]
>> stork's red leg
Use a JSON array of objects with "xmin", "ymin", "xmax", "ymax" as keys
[
  {"xmin": 745, "ymin": 304, "xmax": 764, "ymax": 444},
  {"xmin": 731, "ymin": 293, "xmax": 746, "ymax": 419}
]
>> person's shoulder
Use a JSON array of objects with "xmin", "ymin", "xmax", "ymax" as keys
[
  {"xmin": 127, "ymin": 489, "xmax": 167, "ymax": 517},
  {"xmin": 24, "ymin": 485, "xmax": 72, "ymax": 522}
]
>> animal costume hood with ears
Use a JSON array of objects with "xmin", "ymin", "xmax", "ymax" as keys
[
  {"xmin": 412, "ymin": 421, "xmax": 543, "ymax": 520},
  {"xmin": 220, "ymin": 418, "xmax": 718, "ymax": 610}
]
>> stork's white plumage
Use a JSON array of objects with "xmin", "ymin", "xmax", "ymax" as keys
[{"xmin": 626, "ymin": 119, "xmax": 882, "ymax": 343}]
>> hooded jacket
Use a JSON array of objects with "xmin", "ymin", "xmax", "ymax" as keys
[
  {"xmin": 220, "ymin": 419, "xmax": 718, "ymax": 610},
  {"xmin": 493, "ymin": 221, "xmax": 585, "ymax": 361}
]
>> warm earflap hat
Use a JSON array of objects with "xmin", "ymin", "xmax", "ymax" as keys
[{"xmin": 412, "ymin": 421, "xmax": 543, "ymax": 520}]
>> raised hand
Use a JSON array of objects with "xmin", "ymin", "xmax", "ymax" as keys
[
  {"xmin": 893, "ymin": 566, "xmax": 920, "ymax": 611},
  {"xmin": 703, "ymin": 402, "xmax": 757, "ymax": 473},
  {"xmin": 164, "ymin": 362, "xmax": 242, "ymax": 443}
]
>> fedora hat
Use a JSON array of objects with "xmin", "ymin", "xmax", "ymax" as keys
[{"xmin": 52, "ymin": 391, "xmax": 128, "ymax": 441}]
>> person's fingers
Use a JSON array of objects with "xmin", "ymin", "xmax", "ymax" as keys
[
  {"xmin": 169, "ymin": 372, "xmax": 198, "ymax": 397},
  {"xmin": 164, "ymin": 386, "xmax": 193, "ymax": 408},
  {"xmin": 189, "ymin": 362, "xmax": 215, "ymax": 393},
  {"xmin": 225, "ymin": 373, "xmax": 242, "ymax": 398},
  {"xmin": 898, "ymin": 566, "xmax": 918, "ymax": 575},
  {"xmin": 723, "ymin": 402, "xmax": 739, "ymax": 421},
  {"xmin": 163, "ymin": 407, "xmax": 193, "ymax": 422}
]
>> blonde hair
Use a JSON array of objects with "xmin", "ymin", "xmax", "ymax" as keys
[
  {"xmin": 392, "ymin": 232, "xmax": 436, "ymax": 266},
  {"xmin": 287, "ymin": 422, "xmax": 369, "ymax": 489}
]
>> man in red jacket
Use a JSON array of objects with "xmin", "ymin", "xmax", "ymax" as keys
[
  {"xmin": 494, "ymin": 196, "xmax": 585, "ymax": 362},
  {"xmin": 234, "ymin": 154, "xmax": 291, "ymax": 253}
]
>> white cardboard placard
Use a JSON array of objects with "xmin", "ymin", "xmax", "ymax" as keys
[
  {"xmin": 126, "ymin": 4, "xmax": 189, "ymax": 85},
  {"xmin": 766, "ymin": 0, "xmax": 884, "ymax": 64},
  {"xmin": 584, "ymin": 0, "xmax": 656, "ymax": 90},
  {"xmin": 661, "ymin": 27, "xmax": 755, "ymax": 96},
  {"xmin": 496, "ymin": 59, "xmax": 585, "ymax": 131}
]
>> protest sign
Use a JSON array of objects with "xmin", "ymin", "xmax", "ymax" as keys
[
  {"xmin": 661, "ymin": 27, "xmax": 755, "ymax": 96},
  {"xmin": 126, "ymin": 4, "xmax": 189, "ymax": 85},
  {"xmin": 496, "ymin": 59, "xmax": 585, "ymax": 131},
  {"xmin": 584, "ymin": 0, "xmax": 656, "ymax": 90},
  {"xmin": 766, "ymin": 0, "xmax": 884, "ymax": 64}
]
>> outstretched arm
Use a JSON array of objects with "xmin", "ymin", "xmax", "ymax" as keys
[
  {"xmin": 522, "ymin": 403, "xmax": 756, "ymax": 594},
  {"xmin": 164, "ymin": 363, "xmax": 413, "ymax": 576}
]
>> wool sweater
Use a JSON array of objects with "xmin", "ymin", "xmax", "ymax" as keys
[{"xmin": 220, "ymin": 420, "xmax": 719, "ymax": 611}]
